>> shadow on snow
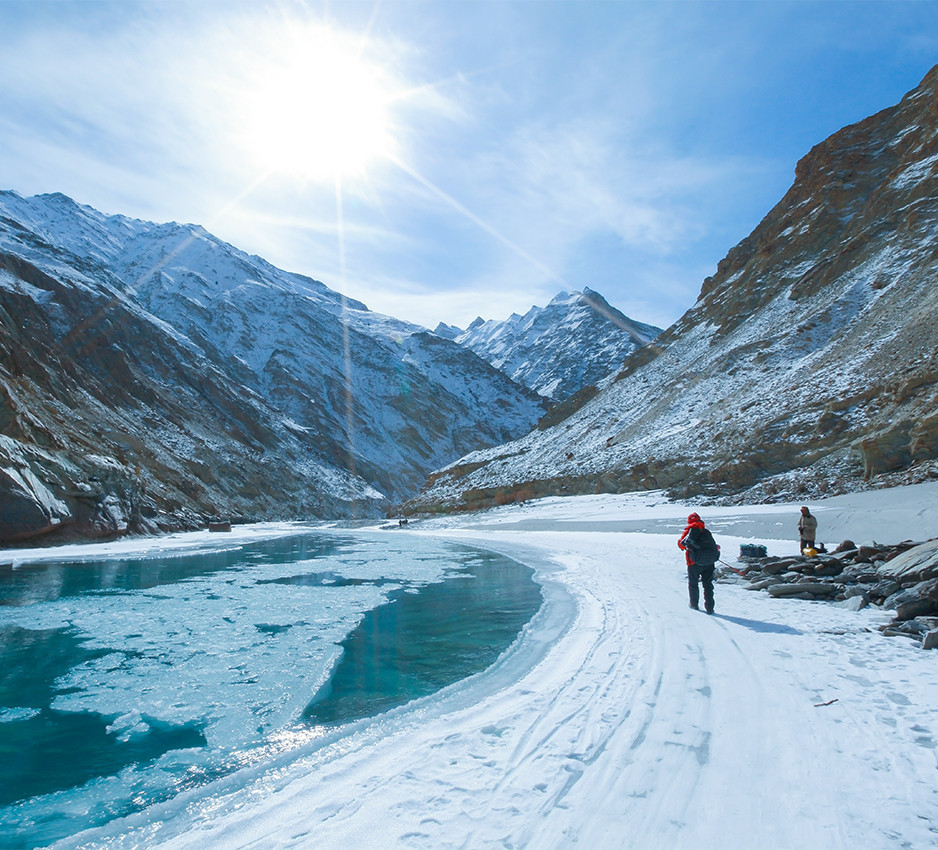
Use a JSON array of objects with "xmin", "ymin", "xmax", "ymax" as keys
[{"xmin": 711, "ymin": 613, "xmax": 802, "ymax": 635}]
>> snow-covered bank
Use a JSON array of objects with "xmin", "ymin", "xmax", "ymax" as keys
[
  {"xmin": 59, "ymin": 485, "xmax": 938, "ymax": 849},
  {"xmin": 0, "ymin": 522, "xmax": 325, "ymax": 568},
  {"xmin": 422, "ymin": 481, "xmax": 938, "ymax": 550}
]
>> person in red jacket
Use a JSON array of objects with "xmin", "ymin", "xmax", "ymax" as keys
[{"xmin": 678, "ymin": 512, "xmax": 719, "ymax": 614}]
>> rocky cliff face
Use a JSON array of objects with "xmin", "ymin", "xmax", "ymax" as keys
[
  {"xmin": 442, "ymin": 289, "xmax": 661, "ymax": 401},
  {"xmin": 0, "ymin": 247, "xmax": 369, "ymax": 542},
  {"xmin": 409, "ymin": 65, "xmax": 938, "ymax": 513},
  {"xmin": 0, "ymin": 193, "xmax": 544, "ymax": 543}
]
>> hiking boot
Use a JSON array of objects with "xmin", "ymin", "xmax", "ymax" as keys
[
  {"xmin": 689, "ymin": 603, "xmax": 698, "ymax": 610},
  {"xmin": 705, "ymin": 606, "xmax": 714, "ymax": 615}
]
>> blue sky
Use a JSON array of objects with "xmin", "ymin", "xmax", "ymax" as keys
[{"xmin": 2, "ymin": 1, "xmax": 937, "ymax": 332}]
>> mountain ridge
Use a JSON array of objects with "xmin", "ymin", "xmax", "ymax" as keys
[
  {"xmin": 406, "ymin": 64, "xmax": 938, "ymax": 514},
  {"xmin": 0, "ymin": 191, "xmax": 547, "ymax": 542},
  {"xmin": 446, "ymin": 288, "xmax": 661, "ymax": 401}
]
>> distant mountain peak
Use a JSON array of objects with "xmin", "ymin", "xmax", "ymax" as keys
[
  {"xmin": 453, "ymin": 288, "xmax": 661, "ymax": 401},
  {"xmin": 433, "ymin": 322, "xmax": 463, "ymax": 341}
]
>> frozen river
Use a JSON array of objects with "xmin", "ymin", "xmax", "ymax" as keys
[
  {"xmin": 0, "ymin": 526, "xmax": 541, "ymax": 848},
  {"xmin": 5, "ymin": 485, "xmax": 938, "ymax": 849}
]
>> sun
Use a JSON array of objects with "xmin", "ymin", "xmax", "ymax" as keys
[{"xmin": 239, "ymin": 26, "xmax": 395, "ymax": 182}]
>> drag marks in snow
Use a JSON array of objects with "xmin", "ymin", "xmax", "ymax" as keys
[
  {"xmin": 514, "ymin": 535, "xmax": 719, "ymax": 847},
  {"xmin": 452, "ymin": 544, "xmax": 653, "ymax": 848}
]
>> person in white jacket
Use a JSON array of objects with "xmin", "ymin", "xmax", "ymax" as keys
[{"xmin": 798, "ymin": 506, "xmax": 818, "ymax": 553}]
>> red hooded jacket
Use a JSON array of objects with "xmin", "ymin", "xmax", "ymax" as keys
[{"xmin": 678, "ymin": 512, "xmax": 706, "ymax": 566}]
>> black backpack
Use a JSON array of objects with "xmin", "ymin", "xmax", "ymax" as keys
[{"xmin": 691, "ymin": 528, "xmax": 721, "ymax": 565}]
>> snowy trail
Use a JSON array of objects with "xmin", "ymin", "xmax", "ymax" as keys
[
  {"xmin": 92, "ymin": 522, "xmax": 938, "ymax": 850},
  {"xmin": 477, "ymin": 533, "xmax": 850, "ymax": 850}
]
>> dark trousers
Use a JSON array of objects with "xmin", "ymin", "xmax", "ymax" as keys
[{"xmin": 687, "ymin": 563, "xmax": 715, "ymax": 611}]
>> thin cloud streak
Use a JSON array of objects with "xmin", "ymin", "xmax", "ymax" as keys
[{"xmin": 386, "ymin": 151, "xmax": 570, "ymax": 291}]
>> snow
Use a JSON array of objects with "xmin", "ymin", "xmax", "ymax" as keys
[
  {"xmin": 0, "ymin": 435, "xmax": 71, "ymax": 521},
  {"xmin": 0, "ymin": 522, "xmax": 313, "ymax": 569},
  {"xmin": 890, "ymin": 151, "xmax": 938, "ymax": 190},
  {"xmin": 52, "ymin": 484, "xmax": 938, "ymax": 849}
]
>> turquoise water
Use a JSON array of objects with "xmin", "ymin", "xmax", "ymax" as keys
[
  {"xmin": 0, "ymin": 529, "xmax": 541, "ymax": 848},
  {"xmin": 305, "ymin": 552, "xmax": 542, "ymax": 724}
]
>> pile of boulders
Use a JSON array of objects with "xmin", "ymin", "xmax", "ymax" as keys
[{"xmin": 724, "ymin": 537, "xmax": 938, "ymax": 649}]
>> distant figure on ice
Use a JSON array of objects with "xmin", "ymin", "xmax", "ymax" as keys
[
  {"xmin": 678, "ymin": 512, "xmax": 720, "ymax": 614},
  {"xmin": 798, "ymin": 506, "xmax": 818, "ymax": 554}
]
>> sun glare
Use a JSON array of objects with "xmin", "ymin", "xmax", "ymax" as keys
[{"xmin": 240, "ymin": 27, "xmax": 395, "ymax": 182}]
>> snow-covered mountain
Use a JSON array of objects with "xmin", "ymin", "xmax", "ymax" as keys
[
  {"xmin": 437, "ymin": 289, "xmax": 661, "ymax": 401},
  {"xmin": 409, "ymin": 64, "xmax": 938, "ymax": 514},
  {"xmin": 0, "ymin": 192, "xmax": 544, "ymax": 542}
]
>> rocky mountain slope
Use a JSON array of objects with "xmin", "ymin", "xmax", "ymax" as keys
[
  {"xmin": 0, "ymin": 192, "xmax": 543, "ymax": 542},
  {"xmin": 436, "ymin": 289, "xmax": 661, "ymax": 401},
  {"xmin": 408, "ymin": 65, "xmax": 938, "ymax": 514}
]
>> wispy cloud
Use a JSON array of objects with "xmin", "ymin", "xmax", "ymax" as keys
[{"xmin": 2, "ymin": 1, "xmax": 936, "ymax": 335}]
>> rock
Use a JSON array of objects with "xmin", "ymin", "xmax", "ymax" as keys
[
  {"xmin": 884, "ymin": 577, "xmax": 938, "ymax": 620},
  {"xmin": 881, "ymin": 620, "xmax": 928, "ymax": 639},
  {"xmin": 923, "ymin": 628, "xmax": 938, "ymax": 650},
  {"xmin": 884, "ymin": 541, "xmax": 920, "ymax": 561},
  {"xmin": 736, "ymin": 528, "xmax": 938, "ymax": 641},
  {"xmin": 813, "ymin": 561, "xmax": 845, "ymax": 577},
  {"xmin": 856, "ymin": 422, "xmax": 913, "ymax": 478},
  {"xmin": 870, "ymin": 579, "xmax": 901, "ymax": 601},
  {"xmin": 763, "ymin": 560, "xmax": 796, "ymax": 575},
  {"xmin": 768, "ymin": 582, "xmax": 838, "ymax": 598},
  {"xmin": 877, "ymin": 538, "xmax": 938, "ymax": 583},
  {"xmin": 834, "ymin": 595, "xmax": 869, "ymax": 612},
  {"xmin": 0, "ymin": 456, "xmax": 72, "ymax": 541},
  {"xmin": 841, "ymin": 564, "xmax": 880, "ymax": 583},
  {"xmin": 911, "ymin": 412, "xmax": 938, "ymax": 463}
]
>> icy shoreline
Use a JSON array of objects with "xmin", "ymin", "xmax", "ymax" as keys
[{"xmin": 43, "ymin": 483, "xmax": 938, "ymax": 849}]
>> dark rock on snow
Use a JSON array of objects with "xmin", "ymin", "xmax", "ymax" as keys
[{"xmin": 725, "ymin": 537, "xmax": 938, "ymax": 649}]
